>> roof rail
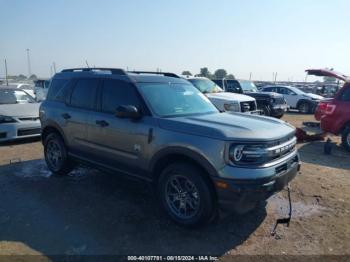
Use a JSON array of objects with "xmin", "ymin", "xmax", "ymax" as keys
[
  {"xmin": 128, "ymin": 71, "xmax": 180, "ymax": 78},
  {"xmin": 61, "ymin": 68, "xmax": 127, "ymax": 75}
]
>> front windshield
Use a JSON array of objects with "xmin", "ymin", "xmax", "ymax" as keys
[
  {"xmin": 0, "ymin": 89, "xmax": 36, "ymax": 104},
  {"xmin": 188, "ymin": 79, "xmax": 223, "ymax": 93},
  {"xmin": 240, "ymin": 80, "xmax": 258, "ymax": 92},
  {"xmin": 138, "ymin": 82, "xmax": 218, "ymax": 117}
]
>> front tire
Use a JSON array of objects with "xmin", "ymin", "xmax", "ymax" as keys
[
  {"xmin": 44, "ymin": 132, "xmax": 73, "ymax": 175},
  {"xmin": 158, "ymin": 162, "xmax": 216, "ymax": 226},
  {"xmin": 298, "ymin": 102, "xmax": 311, "ymax": 114},
  {"xmin": 341, "ymin": 126, "xmax": 350, "ymax": 152}
]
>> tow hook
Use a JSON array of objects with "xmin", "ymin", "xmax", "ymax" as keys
[{"xmin": 271, "ymin": 185, "xmax": 292, "ymax": 236}]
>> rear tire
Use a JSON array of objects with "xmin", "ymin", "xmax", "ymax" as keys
[
  {"xmin": 158, "ymin": 162, "xmax": 216, "ymax": 227},
  {"xmin": 44, "ymin": 132, "xmax": 73, "ymax": 175},
  {"xmin": 341, "ymin": 126, "xmax": 350, "ymax": 152}
]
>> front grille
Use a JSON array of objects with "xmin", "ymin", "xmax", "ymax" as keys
[
  {"xmin": 17, "ymin": 128, "xmax": 41, "ymax": 136},
  {"xmin": 240, "ymin": 101, "xmax": 257, "ymax": 112},
  {"xmin": 268, "ymin": 136, "xmax": 297, "ymax": 162},
  {"xmin": 274, "ymin": 97, "xmax": 286, "ymax": 104},
  {"xmin": 19, "ymin": 117, "xmax": 39, "ymax": 121}
]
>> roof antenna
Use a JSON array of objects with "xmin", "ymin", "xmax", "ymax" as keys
[{"xmin": 85, "ymin": 60, "xmax": 90, "ymax": 68}]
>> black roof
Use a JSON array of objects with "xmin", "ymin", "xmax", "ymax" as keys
[{"xmin": 55, "ymin": 68, "xmax": 187, "ymax": 84}]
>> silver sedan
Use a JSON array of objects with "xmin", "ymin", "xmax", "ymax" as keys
[{"xmin": 0, "ymin": 87, "xmax": 41, "ymax": 142}]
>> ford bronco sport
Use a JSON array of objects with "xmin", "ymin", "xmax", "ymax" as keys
[{"xmin": 40, "ymin": 68, "xmax": 300, "ymax": 226}]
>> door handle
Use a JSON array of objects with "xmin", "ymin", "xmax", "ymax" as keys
[
  {"xmin": 96, "ymin": 120, "xmax": 109, "ymax": 127},
  {"xmin": 61, "ymin": 113, "xmax": 71, "ymax": 120}
]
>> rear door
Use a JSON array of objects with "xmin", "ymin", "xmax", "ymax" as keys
[
  {"xmin": 64, "ymin": 78, "xmax": 100, "ymax": 156},
  {"xmin": 86, "ymin": 79, "xmax": 154, "ymax": 175}
]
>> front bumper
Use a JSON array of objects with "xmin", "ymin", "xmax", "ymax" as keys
[
  {"xmin": 0, "ymin": 120, "xmax": 41, "ymax": 142},
  {"xmin": 271, "ymin": 104, "xmax": 288, "ymax": 116},
  {"xmin": 214, "ymin": 151, "xmax": 300, "ymax": 213}
]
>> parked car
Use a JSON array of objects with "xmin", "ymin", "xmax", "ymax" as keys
[
  {"xmin": 9, "ymin": 83, "xmax": 36, "ymax": 98},
  {"xmin": 186, "ymin": 77, "xmax": 258, "ymax": 114},
  {"xmin": 261, "ymin": 85, "xmax": 324, "ymax": 114},
  {"xmin": 213, "ymin": 79, "xmax": 288, "ymax": 118},
  {"xmin": 34, "ymin": 79, "xmax": 51, "ymax": 101},
  {"xmin": 0, "ymin": 86, "xmax": 41, "ymax": 142},
  {"xmin": 40, "ymin": 68, "xmax": 300, "ymax": 226},
  {"xmin": 307, "ymin": 69, "xmax": 350, "ymax": 151}
]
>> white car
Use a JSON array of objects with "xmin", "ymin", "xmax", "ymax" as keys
[
  {"xmin": 261, "ymin": 85, "xmax": 324, "ymax": 113},
  {"xmin": 0, "ymin": 86, "xmax": 41, "ymax": 142},
  {"xmin": 33, "ymin": 79, "xmax": 51, "ymax": 101},
  {"xmin": 186, "ymin": 77, "xmax": 258, "ymax": 113},
  {"xmin": 10, "ymin": 83, "xmax": 36, "ymax": 99}
]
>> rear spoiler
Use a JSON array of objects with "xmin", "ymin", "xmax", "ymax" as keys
[{"xmin": 306, "ymin": 69, "xmax": 349, "ymax": 82}]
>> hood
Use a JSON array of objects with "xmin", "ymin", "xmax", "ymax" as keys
[
  {"xmin": 245, "ymin": 91, "xmax": 283, "ymax": 99},
  {"xmin": 0, "ymin": 103, "xmax": 40, "ymax": 117},
  {"xmin": 158, "ymin": 112, "xmax": 295, "ymax": 141},
  {"xmin": 306, "ymin": 69, "xmax": 349, "ymax": 82},
  {"xmin": 206, "ymin": 92, "xmax": 255, "ymax": 103},
  {"xmin": 303, "ymin": 93, "xmax": 324, "ymax": 100}
]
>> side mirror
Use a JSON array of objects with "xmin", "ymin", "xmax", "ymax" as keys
[{"xmin": 116, "ymin": 105, "xmax": 141, "ymax": 119}]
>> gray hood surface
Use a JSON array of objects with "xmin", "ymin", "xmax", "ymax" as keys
[{"xmin": 158, "ymin": 112, "xmax": 295, "ymax": 141}]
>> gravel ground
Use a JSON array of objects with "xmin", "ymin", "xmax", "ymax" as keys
[{"xmin": 0, "ymin": 113, "xmax": 349, "ymax": 261}]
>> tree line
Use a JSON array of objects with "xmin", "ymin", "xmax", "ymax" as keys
[{"xmin": 182, "ymin": 67, "xmax": 235, "ymax": 80}]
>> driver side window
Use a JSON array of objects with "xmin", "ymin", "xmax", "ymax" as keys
[{"xmin": 280, "ymin": 87, "xmax": 295, "ymax": 95}]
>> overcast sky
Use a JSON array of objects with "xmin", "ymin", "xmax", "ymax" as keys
[{"xmin": 0, "ymin": 0, "xmax": 349, "ymax": 81}]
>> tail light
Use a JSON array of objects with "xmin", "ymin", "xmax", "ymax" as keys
[
  {"xmin": 325, "ymin": 103, "xmax": 336, "ymax": 115},
  {"xmin": 317, "ymin": 101, "xmax": 328, "ymax": 111}
]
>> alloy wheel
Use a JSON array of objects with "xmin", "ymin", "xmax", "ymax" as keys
[
  {"xmin": 46, "ymin": 140, "xmax": 63, "ymax": 171},
  {"xmin": 165, "ymin": 175, "xmax": 200, "ymax": 219}
]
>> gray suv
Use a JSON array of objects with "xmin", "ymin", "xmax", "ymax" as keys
[{"xmin": 40, "ymin": 68, "xmax": 300, "ymax": 226}]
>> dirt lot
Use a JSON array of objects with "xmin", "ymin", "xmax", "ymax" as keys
[{"xmin": 0, "ymin": 113, "xmax": 349, "ymax": 260}]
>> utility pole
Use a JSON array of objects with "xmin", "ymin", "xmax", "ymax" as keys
[
  {"xmin": 4, "ymin": 59, "xmax": 9, "ymax": 86},
  {"xmin": 249, "ymin": 72, "xmax": 252, "ymax": 81},
  {"xmin": 50, "ymin": 65, "xmax": 53, "ymax": 77},
  {"xmin": 274, "ymin": 72, "xmax": 278, "ymax": 83},
  {"xmin": 26, "ymin": 48, "xmax": 32, "ymax": 77}
]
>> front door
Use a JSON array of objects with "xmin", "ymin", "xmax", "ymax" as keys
[
  {"xmin": 279, "ymin": 87, "xmax": 298, "ymax": 108},
  {"xmin": 86, "ymin": 79, "xmax": 154, "ymax": 175}
]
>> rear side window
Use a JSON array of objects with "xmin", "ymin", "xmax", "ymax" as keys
[
  {"xmin": 47, "ymin": 79, "xmax": 69, "ymax": 101},
  {"xmin": 101, "ymin": 80, "xmax": 140, "ymax": 113},
  {"xmin": 70, "ymin": 79, "xmax": 99, "ymax": 110},
  {"xmin": 341, "ymin": 86, "xmax": 350, "ymax": 101}
]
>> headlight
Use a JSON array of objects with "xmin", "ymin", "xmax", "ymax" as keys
[
  {"xmin": 229, "ymin": 144, "xmax": 268, "ymax": 165},
  {"xmin": 229, "ymin": 137, "xmax": 297, "ymax": 166},
  {"xmin": 0, "ymin": 115, "xmax": 17, "ymax": 124},
  {"xmin": 224, "ymin": 102, "xmax": 240, "ymax": 112}
]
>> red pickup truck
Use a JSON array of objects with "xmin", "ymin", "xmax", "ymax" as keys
[{"xmin": 307, "ymin": 69, "xmax": 350, "ymax": 151}]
